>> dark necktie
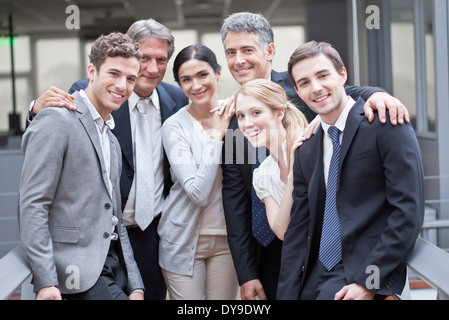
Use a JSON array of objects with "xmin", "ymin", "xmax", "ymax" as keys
[
  {"xmin": 319, "ymin": 126, "xmax": 342, "ymax": 271},
  {"xmin": 252, "ymin": 147, "xmax": 276, "ymax": 247}
]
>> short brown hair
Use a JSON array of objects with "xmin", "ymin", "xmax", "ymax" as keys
[
  {"xmin": 288, "ymin": 41, "xmax": 345, "ymax": 89},
  {"xmin": 89, "ymin": 32, "xmax": 142, "ymax": 71}
]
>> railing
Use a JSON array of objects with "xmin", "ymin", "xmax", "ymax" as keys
[
  {"xmin": 1, "ymin": 236, "xmax": 449, "ymax": 300},
  {"xmin": 409, "ymin": 219, "xmax": 449, "ymax": 299},
  {"xmin": 0, "ymin": 244, "xmax": 34, "ymax": 300},
  {"xmin": 407, "ymin": 237, "xmax": 449, "ymax": 299}
]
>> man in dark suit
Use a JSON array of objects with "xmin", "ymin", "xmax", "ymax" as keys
[
  {"xmin": 219, "ymin": 11, "xmax": 410, "ymax": 300},
  {"xmin": 277, "ymin": 41, "xmax": 424, "ymax": 300},
  {"xmin": 28, "ymin": 19, "xmax": 188, "ymax": 300}
]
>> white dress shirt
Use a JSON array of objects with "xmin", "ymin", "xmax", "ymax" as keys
[
  {"xmin": 79, "ymin": 89, "xmax": 118, "ymax": 240},
  {"xmin": 320, "ymin": 96, "xmax": 356, "ymax": 186}
]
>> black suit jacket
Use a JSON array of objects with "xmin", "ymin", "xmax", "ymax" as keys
[
  {"xmin": 277, "ymin": 98, "xmax": 425, "ymax": 299},
  {"xmin": 69, "ymin": 79, "xmax": 188, "ymax": 209}
]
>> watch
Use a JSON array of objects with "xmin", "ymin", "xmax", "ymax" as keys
[{"xmin": 28, "ymin": 100, "xmax": 37, "ymax": 118}]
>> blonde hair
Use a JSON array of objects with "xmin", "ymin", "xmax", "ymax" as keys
[{"xmin": 235, "ymin": 79, "xmax": 308, "ymax": 170}]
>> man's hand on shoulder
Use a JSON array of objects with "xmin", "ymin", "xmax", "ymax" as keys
[
  {"xmin": 33, "ymin": 86, "xmax": 76, "ymax": 116},
  {"xmin": 363, "ymin": 91, "xmax": 409, "ymax": 125}
]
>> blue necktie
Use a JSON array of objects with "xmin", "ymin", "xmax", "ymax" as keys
[
  {"xmin": 319, "ymin": 126, "xmax": 342, "ymax": 271},
  {"xmin": 252, "ymin": 147, "xmax": 276, "ymax": 247}
]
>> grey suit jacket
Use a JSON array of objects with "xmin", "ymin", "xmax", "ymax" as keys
[{"xmin": 19, "ymin": 91, "xmax": 143, "ymax": 294}]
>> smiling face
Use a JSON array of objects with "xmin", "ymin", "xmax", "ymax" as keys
[
  {"xmin": 86, "ymin": 55, "xmax": 140, "ymax": 119},
  {"xmin": 133, "ymin": 37, "xmax": 170, "ymax": 97},
  {"xmin": 235, "ymin": 93, "xmax": 284, "ymax": 149},
  {"xmin": 178, "ymin": 58, "xmax": 220, "ymax": 106},
  {"xmin": 292, "ymin": 53, "xmax": 348, "ymax": 125},
  {"xmin": 224, "ymin": 31, "xmax": 275, "ymax": 85}
]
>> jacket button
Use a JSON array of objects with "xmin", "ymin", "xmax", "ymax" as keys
[
  {"xmin": 103, "ymin": 232, "xmax": 110, "ymax": 238},
  {"xmin": 127, "ymin": 170, "xmax": 134, "ymax": 178},
  {"xmin": 104, "ymin": 203, "xmax": 111, "ymax": 210}
]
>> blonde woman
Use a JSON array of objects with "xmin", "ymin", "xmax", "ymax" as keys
[{"xmin": 234, "ymin": 79, "xmax": 308, "ymax": 240}]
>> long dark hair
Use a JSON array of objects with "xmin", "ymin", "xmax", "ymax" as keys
[{"xmin": 173, "ymin": 44, "xmax": 221, "ymax": 83}]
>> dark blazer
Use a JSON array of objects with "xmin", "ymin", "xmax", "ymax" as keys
[
  {"xmin": 222, "ymin": 70, "xmax": 386, "ymax": 293},
  {"xmin": 277, "ymin": 98, "xmax": 425, "ymax": 299},
  {"xmin": 222, "ymin": 115, "xmax": 257, "ymax": 285},
  {"xmin": 69, "ymin": 79, "xmax": 188, "ymax": 209}
]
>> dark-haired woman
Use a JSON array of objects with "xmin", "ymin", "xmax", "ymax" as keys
[{"xmin": 157, "ymin": 44, "xmax": 238, "ymax": 300}]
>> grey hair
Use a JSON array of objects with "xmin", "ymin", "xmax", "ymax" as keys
[
  {"xmin": 126, "ymin": 19, "xmax": 175, "ymax": 60},
  {"xmin": 220, "ymin": 12, "xmax": 274, "ymax": 51}
]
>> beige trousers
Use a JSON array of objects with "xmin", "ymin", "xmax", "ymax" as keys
[{"xmin": 162, "ymin": 234, "xmax": 239, "ymax": 300}]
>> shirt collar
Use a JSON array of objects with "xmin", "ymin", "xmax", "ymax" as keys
[
  {"xmin": 129, "ymin": 89, "xmax": 160, "ymax": 112},
  {"xmin": 79, "ymin": 89, "xmax": 115, "ymax": 131},
  {"xmin": 321, "ymin": 96, "xmax": 355, "ymax": 135}
]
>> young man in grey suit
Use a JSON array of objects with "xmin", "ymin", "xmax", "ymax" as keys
[
  {"xmin": 278, "ymin": 41, "xmax": 424, "ymax": 300},
  {"xmin": 19, "ymin": 32, "xmax": 144, "ymax": 300},
  {"xmin": 27, "ymin": 19, "xmax": 188, "ymax": 300}
]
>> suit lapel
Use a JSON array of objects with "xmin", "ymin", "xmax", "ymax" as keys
[
  {"xmin": 339, "ymin": 98, "xmax": 365, "ymax": 173},
  {"xmin": 111, "ymin": 101, "xmax": 133, "ymax": 169},
  {"xmin": 74, "ymin": 92, "xmax": 113, "ymax": 200},
  {"xmin": 108, "ymin": 130, "xmax": 121, "ymax": 213},
  {"xmin": 308, "ymin": 128, "xmax": 326, "ymax": 224},
  {"xmin": 158, "ymin": 84, "xmax": 179, "ymax": 123},
  {"xmin": 270, "ymin": 70, "xmax": 284, "ymax": 87}
]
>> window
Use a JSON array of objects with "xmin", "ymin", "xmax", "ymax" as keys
[
  {"xmin": 0, "ymin": 35, "xmax": 32, "ymax": 132},
  {"xmin": 35, "ymin": 38, "xmax": 81, "ymax": 94},
  {"xmin": 390, "ymin": 0, "xmax": 416, "ymax": 129},
  {"xmin": 390, "ymin": 0, "xmax": 436, "ymax": 133}
]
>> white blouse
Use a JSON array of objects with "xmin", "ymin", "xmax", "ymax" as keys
[{"xmin": 253, "ymin": 140, "xmax": 287, "ymax": 206}]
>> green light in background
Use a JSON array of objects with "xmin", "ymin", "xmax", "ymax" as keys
[{"xmin": 0, "ymin": 35, "xmax": 16, "ymax": 47}]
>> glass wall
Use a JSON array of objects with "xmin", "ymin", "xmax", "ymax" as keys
[
  {"xmin": 35, "ymin": 38, "xmax": 81, "ymax": 94},
  {"xmin": 422, "ymin": 0, "xmax": 436, "ymax": 133},
  {"xmin": 390, "ymin": 0, "xmax": 416, "ymax": 129},
  {"xmin": 0, "ymin": 35, "xmax": 32, "ymax": 132},
  {"xmin": 390, "ymin": 0, "xmax": 436, "ymax": 134}
]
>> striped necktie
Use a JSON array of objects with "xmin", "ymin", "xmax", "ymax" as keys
[{"xmin": 319, "ymin": 126, "xmax": 342, "ymax": 271}]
